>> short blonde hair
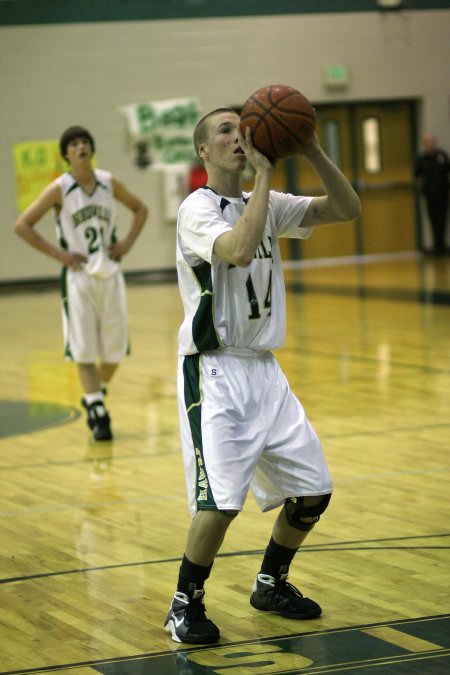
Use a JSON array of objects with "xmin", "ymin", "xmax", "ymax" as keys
[{"xmin": 193, "ymin": 107, "xmax": 237, "ymax": 158}]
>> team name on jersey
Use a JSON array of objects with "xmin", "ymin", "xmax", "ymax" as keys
[
  {"xmin": 72, "ymin": 205, "xmax": 112, "ymax": 228},
  {"xmin": 228, "ymin": 235, "xmax": 273, "ymax": 270},
  {"xmin": 255, "ymin": 235, "xmax": 272, "ymax": 259},
  {"xmin": 195, "ymin": 447, "xmax": 210, "ymax": 501}
]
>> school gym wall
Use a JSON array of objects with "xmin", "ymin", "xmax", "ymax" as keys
[{"xmin": 1, "ymin": 2, "xmax": 449, "ymax": 282}]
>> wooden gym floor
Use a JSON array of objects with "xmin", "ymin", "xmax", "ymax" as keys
[{"xmin": 0, "ymin": 253, "xmax": 449, "ymax": 674}]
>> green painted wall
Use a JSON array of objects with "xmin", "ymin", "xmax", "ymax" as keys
[{"xmin": 1, "ymin": 0, "xmax": 450, "ymax": 26}]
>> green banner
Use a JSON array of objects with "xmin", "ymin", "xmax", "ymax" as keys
[{"xmin": 120, "ymin": 97, "xmax": 201, "ymax": 166}]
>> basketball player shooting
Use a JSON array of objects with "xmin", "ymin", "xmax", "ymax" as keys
[{"xmin": 164, "ymin": 99, "xmax": 361, "ymax": 644}]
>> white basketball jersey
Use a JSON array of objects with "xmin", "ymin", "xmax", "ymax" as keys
[
  {"xmin": 56, "ymin": 169, "xmax": 119, "ymax": 278},
  {"xmin": 176, "ymin": 187, "xmax": 313, "ymax": 355}
]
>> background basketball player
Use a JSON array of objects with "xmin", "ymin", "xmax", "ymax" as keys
[{"xmin": 14, "ymin": 125, "xmax": 148, "ymax": 441}]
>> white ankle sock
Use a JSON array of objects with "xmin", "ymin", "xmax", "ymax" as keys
[{"xmin": 84, "ymin": 391, "xmax": 104, "ymax": 406}]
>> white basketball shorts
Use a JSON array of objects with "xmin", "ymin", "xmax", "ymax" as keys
[
  {"xmin": 61, "ymin": 268, "xmax": 129, "ymax": 363},
  {"xmin": 178, "ymin": 348, "xmax": 333, "ymax": 517}
]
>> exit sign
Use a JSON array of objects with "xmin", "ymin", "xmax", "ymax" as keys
[{"xmin": 323, "ymin": 64, "xmax": 350, "ymax": 88}]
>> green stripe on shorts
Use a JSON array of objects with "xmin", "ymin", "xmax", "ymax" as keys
[
  {"xmin": 60, "ymin": 267, "xmax": 73, "ymax": 359},
  {"xmin": 183, "ymin": 354, "xmax": 216, "ymax": 510}
]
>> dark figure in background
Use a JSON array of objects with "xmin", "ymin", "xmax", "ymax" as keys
[{"xmin": 415, "ymin": 133, "xmax": 450, "ymax": 256}]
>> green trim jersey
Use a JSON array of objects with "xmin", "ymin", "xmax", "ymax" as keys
[
  {"xmin": 177, "ymin": 187, "xmax": 313, "ymax": 355},
  {"xmin": 56, "ymin": 169, "xmax": 119, "ymax": 278}
]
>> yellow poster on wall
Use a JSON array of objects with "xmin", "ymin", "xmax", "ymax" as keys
[{"xmin": 12, "ymin": 139, "xmax": 67, "ymax": 212}]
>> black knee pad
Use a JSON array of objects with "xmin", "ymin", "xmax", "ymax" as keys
[{"xmin": 284, "ymin": 494, "xmax": 331, "ymax": 532}]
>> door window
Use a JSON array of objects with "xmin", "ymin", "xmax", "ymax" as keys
[
  {"xmin": 324, "ymin": 119, "xmax": 342, "ymax": 168},
  {"xmin": 362, "ymin": 116, "xmax": 382, "ymax": 174}
]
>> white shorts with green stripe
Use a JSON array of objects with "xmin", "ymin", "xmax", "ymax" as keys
[
  {"xmin": 61, "ymin": 267, "xmax": 129, "ymax": 363},
  {"xmin": 178, "ymin": 347, "xmax": 333, "ymax": 517}
]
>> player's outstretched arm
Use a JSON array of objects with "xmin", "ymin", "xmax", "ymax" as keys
[{"xmin": 300, "ymin": 134, "xmax": 361, "ymax": 228}]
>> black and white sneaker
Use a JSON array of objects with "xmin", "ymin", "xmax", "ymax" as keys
[
  {"xmin": 250, "ymin": 573, "xmax": 321, "ymax": 619},
  {"xmin": 81, "ymin": 398, "xmax": 113, "ymax": 441},
  {"xmin": 164, "ymin": 589, "xmax": 220, "ymax": 644}
]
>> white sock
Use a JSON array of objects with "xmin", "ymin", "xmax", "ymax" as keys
[{"xmin": 84, "ymin": 391, "xmax": 104, "ymax": 406}]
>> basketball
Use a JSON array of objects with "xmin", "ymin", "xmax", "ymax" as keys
[{"xmin": 240, "ymin": 84, "xmax": 316, "ymax": 163}]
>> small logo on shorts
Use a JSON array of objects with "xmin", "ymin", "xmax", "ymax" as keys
[{"xmin": 210, "ymin": 367, "xmax": 218, "ymax": 376}]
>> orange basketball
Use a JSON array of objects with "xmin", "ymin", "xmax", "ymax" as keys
[{"xmin": 240, "ymin": 84, "xmax": 316, "ymax": 163}]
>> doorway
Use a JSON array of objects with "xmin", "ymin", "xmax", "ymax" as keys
[{"xmin": 277, "ymin": 99, "xmax": 418, "ymax": 260}]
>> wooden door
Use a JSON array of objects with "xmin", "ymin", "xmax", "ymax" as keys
[
  {"xmin": 276, "ymin": 100, "xmax": 417, "ymax": 260},
  {"xmin": 354, "ymin": 101, "xmax": 416, "ymax": 254},
  {"xmin": 298, "ymin": 105, "xmax": 358, "ymax": 259}
]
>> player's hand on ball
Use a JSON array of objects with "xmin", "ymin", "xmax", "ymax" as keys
[
  {"xmin": 241, "ymin": 126, "xmax": 273, "ymax": 172},
  {"xmin": 297, "ymin": 131, "xmax": 320, "ymax": 157}
]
